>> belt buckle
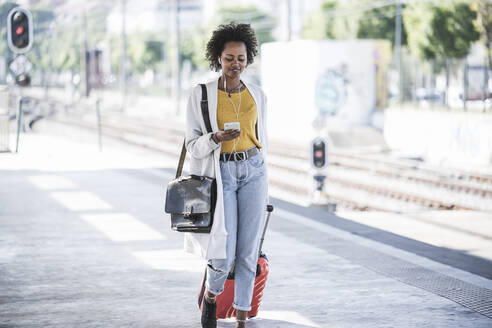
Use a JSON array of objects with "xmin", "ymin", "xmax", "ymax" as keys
[{"xmin": 233, "ymin": 151, "xmax": 247, "ymax": 162}]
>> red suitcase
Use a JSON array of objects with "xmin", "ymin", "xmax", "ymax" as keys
[{"xmin": 198, "ymin": 205, "xmax": 274, "ymax": 319}]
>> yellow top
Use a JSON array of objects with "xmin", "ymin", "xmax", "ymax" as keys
[{"xmin": 217, "ymin": 88, "xmax": 262, "ymax": 153}]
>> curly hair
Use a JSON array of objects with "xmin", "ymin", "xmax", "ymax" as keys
[{"xmin": 205, "ymin": 22, "xmax": 259, "ymax": 72}]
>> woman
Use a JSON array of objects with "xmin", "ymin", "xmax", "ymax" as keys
[{"xmin": 184, "ymin": 23, "xmax": 268, "ymax": 328}]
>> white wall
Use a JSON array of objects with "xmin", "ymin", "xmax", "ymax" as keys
[
  {"xmin": 261, "ymin": 40, "xmax": 388, "ymax": 144},
  {"xmin": 384, "ymin": 109, "xmax": 492, "ymax": 166}
]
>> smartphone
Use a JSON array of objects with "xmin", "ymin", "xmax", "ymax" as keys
[{"xmin": 224, "ymin": 122, "xmax": 240, "ymax": 130}]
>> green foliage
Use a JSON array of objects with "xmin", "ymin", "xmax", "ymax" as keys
[
  {"xmin": 126, "ymin": 33, "xmax": 164, "ymax": 73},
  {"xmin": 31, "ymin": 8, "xmax": 109, "ymax": 73},
  {"xmin": 430, "ymin": 3, "xmax": 479, "ymax": 58},
  {"xmin": 50, "ymin": 24, "xmax": 81, "ymax": 71},
  {"xmin": 16, "ymin": 6, "xmax": 110, "ymax": 75},
  {"xmin": 210, "ymin": 5, "xmax": 275, "ymax": 46},
  {"xmin": 303, "ymin": 1, "xmax": 337, "ymax": 39},
  {"xmin": 180, "ymin": 29, "xmax": 204, "ymax": 69},
  {"xmin": 404, "ymin": 1, "xmax": 479, "ymax": 62},
  {"xmin": 357, "ymin": 4, "xmax": 407, "ymax": 46},
  {"xmin": 28, "ymin": 7, "xmax": 63, "ymax": 72},
  {"xmin": 473, "ymin": 0, "xmax": 492, "ymax": 68},
  {"xmin": 331, "ymin": 1, "xmax": 362, "ymax": 39},
  {"xmin": 31, "ymin": 9, "xmax": 55, "ymax": 35},
  {"xmin": 403, "ymin": 3, "xmax": 433, "ymax": 60},
  {"xmin": 108, "ymin": 36, "xmax": 121, "ymax": 74},
  {"xmin": 187, "ymin": 28, "xmax": 209, "ymax": 70}
]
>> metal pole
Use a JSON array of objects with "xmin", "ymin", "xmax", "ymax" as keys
[
  {"xmin": 445, "ymin": 59, "xmax": 450, "ymax": 108},
  {"xmin": 81, "ymin": 8, "xmax": 89, "ymax": 97},
  {"xmin": 15, "ymin": 97, "xmax": 22, "ymax": 153},
  {"xmin": 172, "ymin": 0, "xmax": 181, "ymax": 116},
  {"xmin": 96, "ymin": 98, "xmax": 102, "ymax": 151},
  {"xmin": 120, "ymin": 0, "xmax": 127, "ymax": 112},
  {"xmin": 395, "ymin": 0, "xmax": 402, "ymax": 103},
  {"xmin": 464, "ymin": 64, "xmax": 468, "ymax": 111},
  {"xmin": 287, "ymin": 0, "xmax": 292, "ymax": 41},
  {"xmin": 483, "ymin": 64, "xmax": 488, "ymax": 112},
  {"xmin": 430, "ymin": 59, "xmax": 435, "ymax": 107}
]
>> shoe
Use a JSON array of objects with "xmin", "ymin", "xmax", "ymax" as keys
[
  {"xmin": 236, "ymin": 318, "xmax": 246, "ymax": 328},
  {"xmin": 236, "ymin": 310, "xmax": 247, "ymax": 328},
  {"xmin": 201, "ymin": 297, "xmax": 217, "ymax": 328}
]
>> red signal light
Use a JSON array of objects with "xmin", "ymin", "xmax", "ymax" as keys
[{"xmin": 16, "ymin": 26, "xmax": 24, "ymax": 35}]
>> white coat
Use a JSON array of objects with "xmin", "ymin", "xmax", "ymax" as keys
[{"xmin": 183, "ymin": 77, "xmax": 268, "ymax": 260}]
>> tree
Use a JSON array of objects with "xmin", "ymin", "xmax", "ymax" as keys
[
  {"xmin": 303, "ymin": 1, "xmax": 337, "ymax": 39},
  {"xmin": 331, "ymin": 0, "xmax": 364, "ymax": 39},
  {"xmin": 404, "ymin": 1, "xmax": 479, "ymax": 64},
  {"xmin": 180, "ymin": 29, "xmax": 203, "ymax": 70},
  {"xmin": 28, "ymin": 7, "xmax": 108, "ymax": 75},
  {"xmin": 210, "ymin": 5, "xmax": 276, "ymax": 46},
  {"xmin": 125, "ymin": 33, "xmax": 164, "ymax": 74},
  {"xmin": 404, "ymin": 1, "xmax": 480, "ymax": 106},
  {"xmin": 357, "ymin": 4, "xmax": 407, "ymax": 46},
  {"xmin": 431, "ymin": 3, "xmax": 479, "ymax": 59},
  {"xmin": 473, "ymin": 0, "xmax": 492, "ymax": 70}
]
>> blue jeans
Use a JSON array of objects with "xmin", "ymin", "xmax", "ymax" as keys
[{"xmin": 206, "ymin": 151, "xmax": 268, "ymax": 311}]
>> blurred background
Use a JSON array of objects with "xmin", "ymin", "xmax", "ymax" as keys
[
  {"xmin": 1, "ymin": 0, "xmax": 490, "ymax": 111},
  {"xmin": 2, "ymin": 4, "xmax": 492, "ymax": 326},
  {"xmin": 1, "ymin": 0, "xmax": 492, "ymax": 259}
]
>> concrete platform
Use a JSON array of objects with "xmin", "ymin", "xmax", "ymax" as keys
[{"xmin": 1, "ymin": 123, "xmax": 491, "ymax": 327}]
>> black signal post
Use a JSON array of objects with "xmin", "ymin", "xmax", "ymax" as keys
[
  {"xmin": 309, "ymin": 137, "xmax": 335, "ymax": 211},
  {"xmin": 7, "ymin": 7, "xmax": 34, "ymax": 153}
]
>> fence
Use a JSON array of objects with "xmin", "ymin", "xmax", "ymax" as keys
[
  {"xmin": 395, "ymin": 50, "xmax": 491, "ymax": 112},
  {"xmin": 0, "ymin": 88, "xmax": 9, "ymax": 152},
  {"xmin": 0, "ymin": 113, "xmax": 9, "ymax": 152}
]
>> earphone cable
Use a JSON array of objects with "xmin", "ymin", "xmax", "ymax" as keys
[{"xmin": 223, "ymin": 78, "xmax": 248, "ymax": 183}]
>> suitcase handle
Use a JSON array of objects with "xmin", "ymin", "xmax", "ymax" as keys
[{"xmin": 258, "ymin": 204, "xmax": 274, "ymax": 257}]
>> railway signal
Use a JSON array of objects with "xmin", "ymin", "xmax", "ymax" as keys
[
  {"xmin": 7, "ymin": 7, "xmax": 33, "ymax": 54},
  {"xmin": 7, "ymin": 7, "xmax": 34, "ymax": 153},
  {"xmin": 311, "ymin": 138, "xmax": 327, "ymax": 169},
  {"xmin": 15, "ymin": 73, "xmax": 31, "ymax": 87},
  {"xmin": 7, "ymin": 7, "xmax": 33, "ymax": 88},
  {"xmin": 9, "ymin": 55, "xmax": 32, "ymax": 87},
  {"xmin": 310, "ymin": 137, "xmax": 328, "ymax": 192},
  {"xmin": 309, "ymin": 137, "xmax": 335, "ymax": 211}
]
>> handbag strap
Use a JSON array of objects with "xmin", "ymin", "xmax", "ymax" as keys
[
  {"xmin": 200, "ymin": 84, "xmax": 213, "ymax": 133},
  {"xmin": 176, "ymin": 84, "xmax": 212, "ymax": 178},
  {"xmin": 175, "ymin": 141, "xmax": 187, "ymax": 179}
]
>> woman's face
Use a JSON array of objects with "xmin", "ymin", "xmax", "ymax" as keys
[{"xmin": 219, "ymin": 41, "xmax": 247, "ymax": 79}]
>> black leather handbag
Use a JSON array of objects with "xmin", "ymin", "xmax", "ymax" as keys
[{"xmin": 165, "ymin": 84, "xmax": 216, "ymax": 233}]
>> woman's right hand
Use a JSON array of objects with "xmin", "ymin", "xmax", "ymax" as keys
[{"xmin": 213, "ymin": 129, "xmax": 241, "ymax": 144}]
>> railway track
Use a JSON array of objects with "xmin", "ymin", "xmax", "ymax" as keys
[
  {"xmin": 109, "ymin": 112, "xmax": 492, "ymax": 197},
  {"xmin": 42, "ymin": 106, "xmax": 492, "ymax": 213}
]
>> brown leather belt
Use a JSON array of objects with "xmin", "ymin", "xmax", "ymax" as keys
[{"xmin": 220, "ymin": 147, "xmax": 260, "ymax": 162}]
